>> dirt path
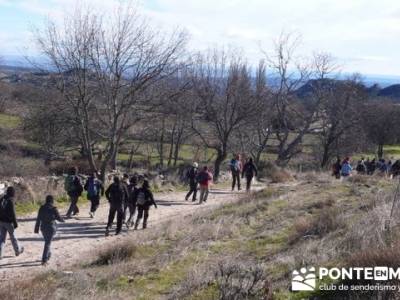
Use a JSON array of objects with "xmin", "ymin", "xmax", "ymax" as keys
[{"xmin": 0, "ymin": 182, "xmax": 265, "ymax": 282}]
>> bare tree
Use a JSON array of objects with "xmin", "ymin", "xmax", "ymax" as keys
[
  {"xmin": 263, "ymin": 34, "xmax": 336, "ymax": 166},
  {"xmin": 362, "ymin": 102, "xmax": 400, "ymax": 159},
  {"xmin": 190, "ymin": 49, "xmax": 259, "ymax": 180},
  {"xmin": 34, "ymin": 3, "xmax": 187, "ymax": 179}
]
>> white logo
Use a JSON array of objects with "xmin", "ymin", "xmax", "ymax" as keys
[{"xmin": 292, "ymin": 267, "xmax": 316, "ymax": 291}]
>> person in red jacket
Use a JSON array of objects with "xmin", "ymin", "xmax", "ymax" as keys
[{"xmin": 196, "ymin": 166, "xmax": 213, "ymax": 204}]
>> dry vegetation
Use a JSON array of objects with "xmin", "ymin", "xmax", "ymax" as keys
[{"xmin": 0, "ymin": 172, "xmax": 398, "ymax": 299}]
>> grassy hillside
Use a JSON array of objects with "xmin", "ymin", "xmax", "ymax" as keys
[{"xmin": 1, "ymin": 172, "xmax": 398, "ymax": 299}]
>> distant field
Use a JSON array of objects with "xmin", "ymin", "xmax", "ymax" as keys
[{"xmin": 0, "ymin": 113, "xmax": 21, "ymax": 129}]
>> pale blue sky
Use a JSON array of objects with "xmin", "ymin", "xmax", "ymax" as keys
[{"xmin": 1, "ymin": 0, "xmax": 400, "ymax": 76}]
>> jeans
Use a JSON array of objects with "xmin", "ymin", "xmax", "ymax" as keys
[
  {"xmin": 199, "ymin": 186, "xmax": 209, "ymax": 203},
  {"xmin": 185, "ymin": 183, "xmax": 198, "ymax": 201},
  {"xmin": 0, "ymin": 221, "xmax": 22, "ymax": 257},
  {"xmin": 41, "ymin": 225, "xmax": 56, "ymax": 263},
  {"xmin": 245, "ymin": 176, "xmax": 253, "ymax": 191},
  {"xmin": 107, "ymin": 203, "xmax": 124, "ymax": 233},
  {"xmin": 124, "ymin": 202, "xmax": 136, "ymax": 224},
  {"xmin": 66, "ymin": 195, "xmax": 79, "ymax": 217},
  {"xmin": 232, "ymin": 172, "xmax": 241, "ymax": 190},
  {"xmin": 88, "ymin": 196, "xmax": 100, "ymax": 213},
  {"xmin": 135, "ymin": 206, "xmax": 149, "ymax": 229}
]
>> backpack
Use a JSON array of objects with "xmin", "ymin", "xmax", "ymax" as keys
[
  {"xmin": 87, "ymin": 179, "xmax": 98, "ymax": 198},
  {"xmin": 136, "ymin": 190, "xmax": 147, "ymax": 206},
  {"xmin": 0, "ymin": 196, "xmax": 7, "ymax": 211},
  {"xmin": 64, "ymin": 176, "xmax": 75, "ymax": 193}
]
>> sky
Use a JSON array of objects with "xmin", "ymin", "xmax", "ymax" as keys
[{"xmin": 0, "ymin": 0, "xmax": 400, "ymax": 77}]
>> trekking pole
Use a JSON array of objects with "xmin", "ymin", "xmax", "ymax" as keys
[{"xmin": 384, "ymin": 176, "xmax": 400, "ymax": 231}]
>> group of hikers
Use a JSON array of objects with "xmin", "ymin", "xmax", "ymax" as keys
[
  {"xmin": 0, "ymin": 154, "xmax": 258, "ymax": 266},
  {"xmin": 331, "ymin": 156, "xmax": 400, "ymax": 178}
]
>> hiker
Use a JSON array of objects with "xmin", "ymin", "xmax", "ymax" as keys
[
  {"xmin": 105, "ymin": 176, "xmax": 129, "ymax": 236},
  {"xmin": 133, "ymin": 180, "xmax": 157, "ymax": 230},
  {"xmin": 197, "ymin": 166, "xmax": 213, "ymax": 204},
  {"xmin": 0, "ymin": 187, "xmax": 24, "ymax": 259},
  {"xmin": 34, "ymin": 195, "xmax": 64, "ymax": 265},
  {"xmin": 340, "ymin": 157, "xmax": 353, "ymax": 178},
  {"xmin": 242, "ymin": 158, "xmax": 258, "ymax": 191},
  {"xmin": 379, "ymin": 159, "xmax": 388, "ymax": 174},
  {"xmin": 331, "ymin": 157, "xmax": 341, "ymax": 179},
  {"xmin": 356, "ymin": 158, "xmax": 367, "ymax": 175},
  {"xmin": 391, "ymin": 160, "xmax": 400, "ymax": 177},
  {"xmin": 367, "ymin": 158, "xmax": 376, "ymax": 175},
  {"xmin": 84, "ymin": 172, "xmax": 104, "ymax": 218},
  {"xmin": 185, "ymin": 162, "xmax": 199, "ymax": 202},
  {"xmin": 230, "ymin": 154, "xmax": 242, "ymax": 191},
  {"xmin": 125, "ymin": 174, "xmax": 139, "ymax": 228},
  {"xmin": 64, "ymin": 167, "xmax": 83, "ymax": 218}
]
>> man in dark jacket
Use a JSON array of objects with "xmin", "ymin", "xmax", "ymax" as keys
[
  {"xmin": 230, "ymin": 154, "xmax": 242, "ymax": 191},
  {"xmin": 105, "ymin": 176, "xmax": 129, "ymax": 236},
  {"xmin": 65, "ymin": 167, "xmax": 83, "ymax": 218},
  {"xmin": 134, "ymin": 180, "xmax": 157, "ymax": 230},
  {"xmin": 84, "ymin": 172, "xmax": 104, "ymax": 218},
  {"xmin": 0, "ymin": 187, "xmax": 24, "ymax": 258},
  {"xmin": 124, "ymin": 175, "xmax": 138, "ymax": 228},
  {"xmin": 34, "ymin": 195, "xmax": 64, "ymax": 265},
  {"xmin": 185, "ymin": 162, "xmax": 199, "ymax": 202},
  {"xmin": 242, "ymin": 158, "xmax": 258, "ymax": 192}
]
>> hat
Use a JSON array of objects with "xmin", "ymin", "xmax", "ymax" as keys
[{"xmin": 193, "ymin": 162, "xmax": 198, "ymax": 168}]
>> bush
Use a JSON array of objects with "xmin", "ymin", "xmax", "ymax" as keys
[
  {"xmin": 260, "ymin": 161, "xmax": 293, "ymax": 183},
  {"xmin": 214, "ymin": 261, "xmax": 271, "ymax": 300},
  {"xmin": 0, "ymin": 155, "xmax": 48, "ymax": 178},
  {"xmin": 290, "ymin": 207, "xmax": 343, "ymax": 244},
  {"xmin": 93, "ymin": 242, "xmax": 139, "ymax": 266}
]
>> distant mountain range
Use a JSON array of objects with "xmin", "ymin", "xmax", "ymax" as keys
[{"xmin": 1, "ymin": 60, "xmax": 400, "ymax": 101}]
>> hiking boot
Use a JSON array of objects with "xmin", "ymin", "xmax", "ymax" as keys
[
  {"xmin": 126, "ymin": 222, "xmax": 130, "ymax": 229},
  {"xmin": 185, "ymin": 196, "xmax": 188, "ymax": 201},
  {"xmin": 41, "ymin": 261, "xmax": 49, "ymax": 266},
  {"xmin": 89, "ymin": 212, "xmax": 94, "ymax": 218},
  {"xmin": 16, "ymin": 246, "xmax": 24, "ymax": 257},
  {"xmin": 105, "ymin": 228, "xmax": 110, "ymax": 237},
  {"xmin": 134, "ymin": 222, "xmax": 139, "ymax": 230},
  {"xmin": 192, "ymin": 198, "xmax": 196, "ymax": 202},
  {"xmin": 143, "ymin": 223, "xmax": 147, "ymax": 229},
  {"xmin": 115, "ymin": 231, "xmax": 121, "ymax": 236}
]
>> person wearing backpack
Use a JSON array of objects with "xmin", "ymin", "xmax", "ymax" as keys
[
  {"xmin": 197, "ymin": 166, "xmax": 213, "ymax": 204},
  {"xmin": 124, "ymin": 175, "xmax": 138, "ymax": 228},
  {"xmin": 242, "ymin": 158, "xmax": 258, "ymax": 192},
  {"xmin": 84, "ymin": 172, "xmax": 104, "ymax": 218},
  {"xmin": 65, "ymin": 167, "xmax": 83, "ymax": 218},
  {"xmin": 34, "ymin": 195, "xmax": 64, "ymax": 265},
  {"xmin": 185, "ymin": 162, "xmax": 199, "ymax": 202},
  {"xmin": 133, "ymin": 180, "xmax": 157, "ymax": 230},
  {"xmin": 105, "ymin": 176, "xmax": 129, "ymax": 236},
  {"xmin": 331, "ymin": 157, "xmax": 341, "ymax": 179},
  {"xmin": 0, "ymin": 187, "xmax": 24, "ymax": 259},
  {"xmin": 230, "ymin": 154, "xmax": 242, "ymax": 191}
]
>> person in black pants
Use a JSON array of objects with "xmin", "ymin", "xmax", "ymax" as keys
[
  {"xmin": 84, "ymin": 172, "xmax": 104, "ymax": 218},
  {"xmin": 185, "ymin": 162, "xmax": 199, "ymax": 202},
  {"xmin": 134, "ymin": 180, "xmax": 157, "ymax": 230},
  {"xmin": 125, "ymin": 175, "xmax": 138, "ymax": 228},
  {"xmin": 242, "ymin": 158, "xmax": 258, "ymax": 192},
  {"xmin": 34, "ymin": 195, "xmax": 64, "ymax": 265},
  {"xmin": 65, "ymin": 167, "xmax": 83, "ymax": 218},
  {"xmin": 105, "ymin": 176, "xmax": 129, "ymax": 236}
]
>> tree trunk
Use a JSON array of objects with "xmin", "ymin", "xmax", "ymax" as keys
[
  {"xmin": 213, "ymin": 147, "xmax": 227, "ymax": 181},
  {"xmin": 110, "ymin": 143, "xmax": 118, "ymax": 170},
  {"xmin": 378, "ymin": 144, "xmax": 384, "ymax": 159},
  {"xmin": 159, "ymin": 119, "xmax": 165, "ymax": 167}
]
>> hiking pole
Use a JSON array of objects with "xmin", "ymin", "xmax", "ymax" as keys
[{"xmin": 384, "ymin": 176, "xmax": 400, "ymax": 231}]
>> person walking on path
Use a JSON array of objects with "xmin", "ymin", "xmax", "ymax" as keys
[
  {"xmin": 230, "ymin": 154, "xmax": 242, "ymax": 191},
  {"xmin": 125, "ymin": 175, "xmax": 138, "ymax": 228},
  {"xmin": 197, "ymin": 166, "xmax": 213, "ymax": 204},
  {"xmin": 340, "ymin": 157, "xmax": 353, "ymax": 178},
  {"xmin": 34, "ymin": 195, "xmax": 64, "ymax": 265},
  {"xmin": 84, "ymin": 172, "xmax": 104, "ymax": 218},
  {"xmin": 0, "ymin": 187, "xmax": 24, "ymax": 259},
  {"xmin": 133, "ymin": 180, "xmax": 157, "ymax": 230},
  {"xmin": 242, "ymin": 158, "xmax": 258, "ymax": 192},
  {"xmin": 64, "ymin": 167, "xmax": 83, "ymax": 218},
  {"xmin": 105, "ymin": 176, "xmax": 129, "ymax": 236},
  {"xmin": 331, "ymin": 157, "xmax": 342, "ymax": 179},
  {"xmin": 185, "ymin": 162, "xmax": 199, "ymax": 202}
]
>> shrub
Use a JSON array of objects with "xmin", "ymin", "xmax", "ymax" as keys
[
  {"xmin": 93, "ymin": 242, "xmax": 139, "ymax": 266},
  {"xmin": 214, "ymin": 261, "xmax": 271, "ymax": 300},
  {"xmin": 290, "ymin": 207, "xmax": 343, "ymax": 244}
]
